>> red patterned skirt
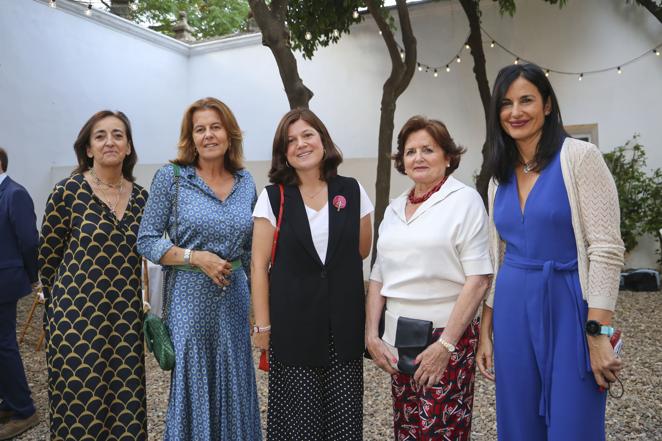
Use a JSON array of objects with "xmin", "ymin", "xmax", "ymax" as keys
[{"xmin": 391, "ymin": 320, "xmax": 479, "ymax": 441}]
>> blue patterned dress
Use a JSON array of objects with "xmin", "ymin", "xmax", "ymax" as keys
[{"xmin": 137, "ymin": 164, "xmax": 262, "ymax": 441}]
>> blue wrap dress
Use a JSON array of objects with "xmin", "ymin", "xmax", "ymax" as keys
[
  {"xmin": 492, "ymin": 148, "xmax": 607, "ymax": 440},
  {"xmin": 137, "ymin": 164, "xmax": 262, "ymax": 441}
]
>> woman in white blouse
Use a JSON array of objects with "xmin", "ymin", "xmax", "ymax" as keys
[
  {"xmin": 251, "ymin": 108, "xmax": 373, "ymax": 440},
  {"xmin": 365, "ymin": 115, "xmax": 492, "ymax": 440}
]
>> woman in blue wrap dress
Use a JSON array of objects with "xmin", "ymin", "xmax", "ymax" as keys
[
  {"xmin": 476, "ymin": 64, "xmax": 624, "ymax": 441},
  {"xmin": 138, "ymin": 97, "xmax": 261, "ymax": 440}
]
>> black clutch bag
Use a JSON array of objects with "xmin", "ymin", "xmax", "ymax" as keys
[
  {"xmin": 364, "ymin": 309, "xmax": 433, "ymax": 376},
  {"xmin": 393, "ymin": 316, "xmax": 433, "ymax": 375}
]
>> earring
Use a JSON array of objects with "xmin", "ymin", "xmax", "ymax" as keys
[{"xmin": 285, "ymin": 160, "xmax": 291, "ymax": 168}]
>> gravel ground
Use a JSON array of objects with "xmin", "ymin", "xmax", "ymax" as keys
[{"xmin": 9, "ymin": 290, "xmax": 661, "ymax": 440}]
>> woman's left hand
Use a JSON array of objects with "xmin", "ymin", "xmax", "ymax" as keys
[
  {"xmin": 587, "ymin": 335, "xmax": 623, "ymax": 389},
  {"xmin": 413, "ymin": 342, "xmax": 452, "ymax": 387}
]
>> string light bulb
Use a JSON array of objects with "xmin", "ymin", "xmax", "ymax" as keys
[
  {"xmin": 446, "ymin": 64, "xmax": 450, "ymax": 72},
  {"xmin": 490, "ymin": 40, "xmax": 495, "ymax": 48},
  {"xmin": 617, "ymin": 66, "xmax": 622, "ymax": 74},
  {"xmin": 545, "ymin": 69, "xmax": 550, "ymax": 77},
  {"xmin": 332, "ymin": 29, "xmax": 339, "ymax": 38},
  {"xmin": 655, "ymin": 49, "xmax": 660, "ymax": 56},
  {"xmin": 304, "ymin": 31, "xmax": 312, "ymax": 41},
  {"xmin": 578, "ymin": 73, "xmax": 583, "ymax": 81},
  {"xmin": 417, "ymin": 63, "xmax": 422, "ymax": 72},
  {"xmin": 49, "ymin": 0, "xmax": 56, "ymax": 7},
  {"xmin": 456, "ymin": 55, "xmax": 461, "ymax": 63},
  {"xmin": 433, "ymin": 69, "xmax": 438, "ymax": 78},
  {"xmin": 352, "ymin": 10, "xmax": 359, "ymax": 19},
  {"xmin": 400, "ymin": 50, "xmax": 405, "ymax": 61},
  {"xmin": 465, "ymin": 41, "xmax": 470, "ymax": 50},
  {"xmin": 514, "ymin": 57, "xmax": 520, "ymax": 65},
  {"xmin": 85, "ymin": 3, "xmax": 92, "ymax": 16}
]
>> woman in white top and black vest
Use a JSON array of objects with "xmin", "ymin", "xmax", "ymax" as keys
[
  {"xmin": 366, "ymin": 116, "xmax": 492, "ymax": 440},
  {"xmin": 251, "ymin": 108, "xmax": 373, "ymax": 440}
]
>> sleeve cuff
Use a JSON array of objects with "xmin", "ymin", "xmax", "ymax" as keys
[{"xmin": 461, "ymin": 258, "xmax": 494, "ymax": 276}]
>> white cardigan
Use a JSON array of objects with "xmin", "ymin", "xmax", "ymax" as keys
[{"xmin": 485, "ymin": 137, "xmax": 625, "ymax": 311}]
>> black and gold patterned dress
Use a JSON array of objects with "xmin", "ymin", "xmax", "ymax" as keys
[{"xmin": 39, "ymin": 174, "xmax": 148, "ymax": 441}]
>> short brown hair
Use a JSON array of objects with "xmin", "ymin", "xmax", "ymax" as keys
[
  {"xmin": 173, "ymin": 97, "xmax": 244, "ymax": 173},
  {"xmin": 72, "ymin": 110, "xmax": 137, "ymax": 181},
  {"xmin": 268, "ymin": 108, "xmax": 343, "ymax": 185},
  {"xmin": 393, "ymin": 115, "xmax": 466, "ymax": 176},
  {"xmin": 0, "ymin": 146, "xmax": 7, "ymax": 172}
]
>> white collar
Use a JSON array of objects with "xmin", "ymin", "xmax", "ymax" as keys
[
  {"xmin": 391, "ymin": 175, "xmax": 464, "ymax": 224},
  {"xmin": 0, "ymin": 172, "xmax": 7, "ymax": 186}
]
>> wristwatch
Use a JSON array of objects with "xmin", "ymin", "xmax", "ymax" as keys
[
  {"xmin": 253, "ymin": 325, "xmax": 271, "ymax": 334},
  {"xmin": 437, "ymin": 336, "xmax": 456, "ymax": 353},
  {"xmin": 585, "ymin": 320, "xmax": 614, "ymax": 337},
  {"xmin": 183, "ymin": 248, "xmax": 192, "ymax": 265}
]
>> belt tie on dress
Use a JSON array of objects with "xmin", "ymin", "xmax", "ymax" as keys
[{"xmin": 503, "ymin": 254, "xmax": 589, "ymax": 426}]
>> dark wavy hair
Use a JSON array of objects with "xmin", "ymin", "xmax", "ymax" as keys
[
  {"xmin": 268, "ymin": 108, "xmax": 343, "ymax": 185},
  {"xmin": 72, "ymin": 110, "xmax": 137, "ymax": 181},
  {"xmin": 486, "ymin": 63, "xmax": 567, "ymax": 184},
  {"xmin": 393, "ymin": 116, "xmax": 466, "ymax": 176},
  {"xmin": 0, "ymin": 146, "xmax": 7, "ymax": 172}
]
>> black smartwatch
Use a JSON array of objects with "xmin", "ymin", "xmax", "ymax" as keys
[{"xmin": 585, "ymin": 320, "xmax": 614, "ymax": 337}]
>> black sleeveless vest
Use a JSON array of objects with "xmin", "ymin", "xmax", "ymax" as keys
[{"xmin": 266, "ymin": 175, "xmax": 365, "ymax": 366}]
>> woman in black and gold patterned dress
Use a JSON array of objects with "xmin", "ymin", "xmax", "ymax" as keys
[{"xmin": 39, "ymin": 111, "xmax": 148, "ymax": 440}]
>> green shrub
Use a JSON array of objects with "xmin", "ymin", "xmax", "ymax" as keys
[{"xmin": 603, "ymin": 135, "xmax": 662, "ymax": 264}]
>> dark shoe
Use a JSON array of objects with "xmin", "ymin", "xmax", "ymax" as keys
[
  {"xmin": 0, "ymin": 411, "xmax": 39, "ymax": 440},
  {"xmin": 0, "ymin": 410, "xmax": 12, "ymax": 424}
]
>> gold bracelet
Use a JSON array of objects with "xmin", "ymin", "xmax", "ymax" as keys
[{"xmin": 437, "ymin": 336, "xmax": 456, "ymax": 353}]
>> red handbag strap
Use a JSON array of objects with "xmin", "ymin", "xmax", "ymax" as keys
[{"xmin": 270, "ymin": 184, "xmax": 284, "ymax": 267}]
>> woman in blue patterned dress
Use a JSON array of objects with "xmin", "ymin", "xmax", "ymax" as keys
[{"xmin": 137, "ymin": 97, "xmax": 261, "ymax": 440}]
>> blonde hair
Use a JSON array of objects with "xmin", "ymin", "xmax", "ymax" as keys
[{"xmin": 172, "ymin": 97, "xmax": 244, "ymax": 172}]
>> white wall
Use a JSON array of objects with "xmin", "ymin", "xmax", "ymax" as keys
[
  {"xmin": 2, "ymin": 0, "xmax": 661, "ymax": 266},
  {"xmin": 0, "ymin": 0, "xmax": 189, "ymax": 216}
]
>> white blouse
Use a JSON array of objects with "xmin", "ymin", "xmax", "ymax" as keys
[
  {"xmin": 370, "ymin": 176, "xmax": 493, "ymax": 327},
  {"xmin": 253, "ymin": 181, "xmax": 374, "ymax": 263}
]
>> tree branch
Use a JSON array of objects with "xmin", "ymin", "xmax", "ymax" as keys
[
  {"xmin": 637, "ymin": 0, "xmax": 662, "ymax": 23},
  {"xmin": 248, "ymin": 0, "xmax": 313, "ymax": 108}
]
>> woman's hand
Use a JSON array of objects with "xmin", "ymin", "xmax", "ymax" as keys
[
  {"xmin": 587, "ymin": 335, "xmax": 623, "ymax": 389},
  {"xmin": 476, "ymin": 336, "xmax": 496, "ymax": 382},
  {"xmin": 366, "ymin": 335, "xmax": 397, "ymax": 375},
  {"xmin": 413, "ymin": 343, "xmax": 452, "ymax": 387},
  {"xmin": 252, "ymin": 332, "xmax": 270, "ymax": 352},
  {"xmin": 191, "ymin": 250, "xmax": 232, "ymax": 287}
]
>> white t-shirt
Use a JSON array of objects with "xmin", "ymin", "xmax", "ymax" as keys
[
  {"xmin": 253, "ymin": 180, "xmax": 374, "ymax": 263},
  {"xmin": 370, "ymin": 176, "xmax": 493, "ymax": 327}
]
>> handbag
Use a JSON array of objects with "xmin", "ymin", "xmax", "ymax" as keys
[
  {"xmin": 377, "ymin": 310, "xmax": 434, "ymax": 375},
  {"xmin": 258, "ymin": 183, "xmax": 285, "ymax": 373},
  {"xmin": 143, "ymin": 164, "xmax": 183, "ymax": 371}
]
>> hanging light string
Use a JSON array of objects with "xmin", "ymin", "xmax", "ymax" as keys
[
  {"xmin": 393, "ymin": 25, "xmax": 661, "ymax": 79},
  {"xmin": 480, "ymin": 26, "xmax": 662, "ymax": 78}
]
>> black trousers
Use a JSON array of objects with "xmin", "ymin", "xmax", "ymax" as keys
[{"xmin": 0, "ymin": 299, "xmax": 35, "ymax": 418}]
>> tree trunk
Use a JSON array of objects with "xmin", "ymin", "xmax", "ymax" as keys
[
  {"xmin": 637, "ymin": 0, "xmax": 662, "ymax": 23},
  {"xmin": 367, "ymin": 0, "xmax": 417, "ymax": 265},
  {"xmin": 248, "ymin": 0, "xmax": 313, "ymax": 109},
  {"xmin": 458, "ymin": 0, "xmax": 492, "ymax": 205}
]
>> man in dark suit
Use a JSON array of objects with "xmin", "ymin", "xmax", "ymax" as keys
[{"xmin": 0, "ymin": 147, "xmax": 39, "ymax": 439}]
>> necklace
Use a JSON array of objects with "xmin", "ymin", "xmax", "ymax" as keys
[
  {"xmin": 301, "ymin": 183, "xmax": 326, "ymax": 199},
  {"xmin": 520, "ymin": 158, "xmax": 537, "ymax": 174},
  {"xmin": 408, "ymin": 175, "xmax": 448, "ymax": 204},
  {"xmin": 90, "ymin": 168, "xmax": 124, "ymax": 216},
  {"xmin": 90, "ymin": 167, "xmax": 123, "ymax": 188}
]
